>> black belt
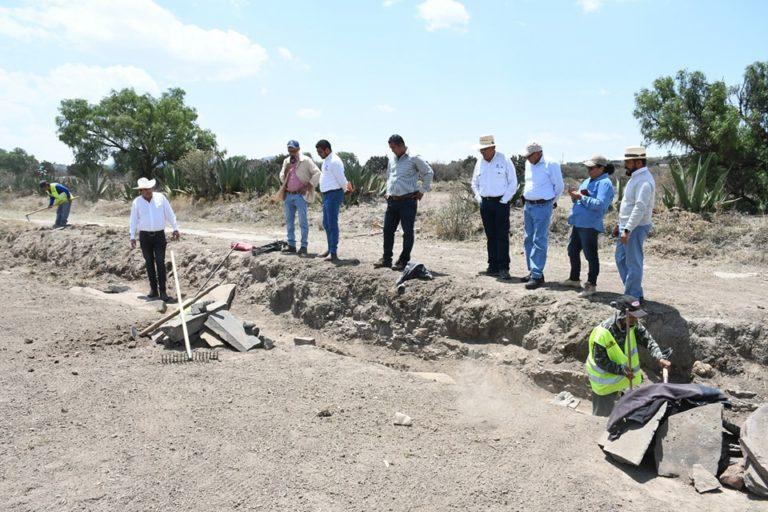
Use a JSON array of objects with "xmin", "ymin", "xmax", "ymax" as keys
[
  {"xmin": 387, "ymin": 192, "xmax": 417, "ymax": 201},
  {"xmin": 140, "ymin": 230, "xmax": 164, "ymax": 235},
  {"xmin": 524, "ymin": 198, "xmax": 552, "ymax": 204},
  {"xmin": 322, "ymin": 188, "xmax": 343, "ymax": 193},
  {"xmin": 482, "ymin": 196, "xmax": 503, "ymax": 201}
]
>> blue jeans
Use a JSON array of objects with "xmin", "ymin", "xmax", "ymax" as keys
[
  {"xmin": 615, "ymin": 223, "xmax": 651, "ymax": 299},
  {"xmin": 55, "ymin": 201, "xmax": 71, "ymax": 227},
  {"xmin": 523, "ymin": 201, "xmax": 553, "ymax": 279},
  {"xmin": 322, "ymin": 189, "xmax": 344, "ymax": 253},
  {"xmin": 284, "ymin": 193, "xmax": 309, "ymax": 248}
]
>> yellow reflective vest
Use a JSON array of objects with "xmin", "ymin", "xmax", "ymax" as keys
[
  {"xmin": 48, "ymin": 183, "xmax": 71, "ymax": 205},
  {"xmin": 585, "ymin": 325, "xmax": 642, "ymax": 395}
]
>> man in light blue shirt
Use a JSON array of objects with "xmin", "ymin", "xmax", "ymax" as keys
[
  {"xmin": 521, "ymin": 142, "xmax": 564, "ymax": 289},
  {"xmin": 374, "ymin": 134, "xmax": 434, "ymax": 271}
]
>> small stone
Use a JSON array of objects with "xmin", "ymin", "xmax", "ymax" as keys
[
  {"xmin": 24, "ymin": 338, "xmax": 33, "ymax": 344},
  {"xmin": 61, "ymin": 408, "xmax": 68, "ymax": 413},
  {"xmin": 727, "ymin": 389, "xmax": 758, "ymax": 399},
  {"xmin": 127, "ymin": 342, "xmax": 137, "ymax": 349},
  {"xmin": 719, "ymin": 463, "xmax": 745, "ymax": 490},
  {"xmin": 27, "ymin": 368, "xmax": 34, "ymax": 373},
  {"xmin": 155, "ymin": 301, "xmax": 167, "ymax": 314},
  {"xmin": 692, "ymin": 360, "xmax": 714, "ymax": 378},
  {"xmin": 393, "ymin": 412, "xmax": 413, "ymax": 426},
  {"xmin": 317, "ymin": 407, "xmax": 333, "ymax": 418},
  {"xmin": 690, "ymin": 464, "xmax": 721, "ymax": 493},
  {"xmin": 71, "ymin": 370, "xmax": 79, "ymax": 376},
  {"xmin": 294, "ymin": 336, "xmax": 316, "ymax": 346}
]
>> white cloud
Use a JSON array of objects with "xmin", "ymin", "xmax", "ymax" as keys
[
  {"xmin": 0, "ymin": 0, "xmax": 268, "ymax": 81},
  {"xmin": 577, "ymin": 0, "xmax": 602, "ymax": 12},
  {"xmin": 383, "ymin": 0, "xmax": 402, "ymax": 6},
  {"xmin": 0, "ymin": 64, "xmax": 161, "ymax": 162},
  {"xmin": 278, "ymin": 47, "xmax": 294, "ymax": 61},
  {"xmin": 297, "ymin": 108, "xmax": 321, "ymax": 119},
  {"xmin": 276, "ymin": 46, "xmax": 310, "ymax": 70},
  {"xmin": 374, "ymin": 104, "xmax": 396, "ymax": 113},
  {"xmin": 417, "ymin": 0, "xmax": 469, "ymax": 31}
]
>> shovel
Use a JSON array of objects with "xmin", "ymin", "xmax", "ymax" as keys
[{"xmin": 25, "ymin": 196, "xmax": 78, "ymax": 221}]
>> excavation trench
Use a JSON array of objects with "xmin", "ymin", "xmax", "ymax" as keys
[{"xmin": 2, "ymin": 224, "xmax": 766, "ymax": 399}]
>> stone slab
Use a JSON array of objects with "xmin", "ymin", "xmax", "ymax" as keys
[
  {"xmin": 740, "ymin": 404, "xmax": 768, "ymax": 484},
  {"xmin": 200, "ymin": 328, "xmax": 224, "ymax": 348},
  {"xmin": 599, "ymin": 403, "xmax": 667, "ymax": 466},
  {"xmin": 201, "ymin": 284, "xmax": 236, "ymax": 309},
  {"xmin": 294, "ymin": 336, "xmax": 316, "ymax": 346},
  {"xmin": 205, "ymin": 301, "xmax": 229, "ymax": 315},
  {"xmin": 744, "ymin": 458, "xmax": 768, "ymax": 498},
  {"xmin": 690, "ymin": 464, "xmax": 721, "ymax": 493},
  {"xmin": 159, "ymin": 312, "xmax": 208, "ymax": 343},
  {"xmin": 654, "ymin": 403, "xmax": 723, "ymax": 478},
  {"xmin": 204, "ymin": 311, "xmax": 261, "ymax": 352}
]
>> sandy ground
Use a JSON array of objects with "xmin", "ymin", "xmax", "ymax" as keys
[{"xmin": 1, "ymin": 195, "xmax": 767, "ymax": 510}]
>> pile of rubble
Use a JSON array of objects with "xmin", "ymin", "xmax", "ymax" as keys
[
  {"xmin": 600, "ymin": 401, "xmax": 768, "ymax": 497},
  {"xmin": 151, "ymin": 283, "xmax": 274, "ymax": 352}
]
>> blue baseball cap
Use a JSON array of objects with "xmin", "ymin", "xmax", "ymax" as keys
[{"xmin": 287, "ymin": 140, "xmax": 300, "ymax": 149}]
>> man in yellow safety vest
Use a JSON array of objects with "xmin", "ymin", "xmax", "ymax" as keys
[
  {"xmin": 39, "ymin": 180, "xmax": 73, "ymax": 228},
  {"xmin": 585, "ymin": 295, "xmax": 672, "ymax": 416}
]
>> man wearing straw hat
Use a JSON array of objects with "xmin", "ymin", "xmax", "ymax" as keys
[
  {"xmin": 615, "ymin": 146, "xmax": 655, "ymax": 303},
  {"xmin": 129, "ymin": 177, "xmax": 180, "ymax": 302},
  {"xmin": 470, "ymin": 135, "xmax": 518, "ymax": 281}
]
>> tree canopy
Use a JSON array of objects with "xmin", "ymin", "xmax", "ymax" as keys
[{"xmin": 56, "ymin": 87, "xmax": 216, "ymax": 180}]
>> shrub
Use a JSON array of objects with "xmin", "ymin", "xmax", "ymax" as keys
[
  {"xmin": 430, "ymin": 183, "xmax": 479, "ymax": 240},
  {"xmin": 70, "ymin": 164, "xmax": 113, "ymax": 201}
]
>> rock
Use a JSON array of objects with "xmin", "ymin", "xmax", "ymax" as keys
[
  {"xmin": 655, "ymin": 403, "xmax": 723, "ymax": 478},
  {"xmin": 259, "ymin": 334, "xmax": 275, "ymax": 350},
  {"xmin": 719, "ymin": 463, "xmax": 745, "ymax": 490},
  {"xmin": 151, "ymin": 331, "xmax": 168, "ymax": 345},
  {"xmin": 393, "ymin": 412, "xmax": 412, "ymax": 426},
  {"xmin": 200, "ymin": 328, "xmax": 224, "ymax": 348},
  {"xmin": 204, "ymin": 311, "xmax": 261, "ymax": 352},
  {"xmin": 190, "ymin": 301, "xmax": 212, "ymax": 315},
  {"xmin": 727, "ymin": 388, "xmax": 757, "ymax": 399},
  {"xmin": 243, "ymin": 321, "xmax": 259, "ymax": 337},
  {"xmin": 599, "ymin": 403, "xmax": 668, "ymax": 467},
  {"xmin": 127, "ymin": 342, "xmax": 136, "ymax": 349},
  {"xmin": 24, "ymin": 338, "xmax": 33, "ymax": 344},
  {"xmin": 154, "ymin": 301, "xmax": 167, "ymax": 314},
  {"xmin": 745, "ymin": 460, "xmax": 768, "ymax": 497},
  {"xmin": 692, "ymin": 360, "xmax": 714, "ymax": 378},
  {"xmin": 294, "ymin": 336, "xmax": 316, "ymax": 346},
  {"xmin": 205, "ymin": 301, "xmax": 229, "ymax": 315},
  {"xmin": 732, "ymin": 400, "xmax": 758, "ymax": 412},
  {"xmin": 740, "ymin": 404, "xmax": 768, "ymax": 485},
  {"xmin": 159, "ymin": 312, "xmax": 208, "ymax": 343},
  {"xmin": 690, "ymin": 464, "xmax": 721, "ymax": 493},
  {"xmin": 203, "ymin": 284, "xmax": 236, "ymax": 309},
  {"xmin": 103, "ymin": 284, "xmax": 130, "ymax": 294},
  {"xmin": 71, "ymin": 370, "xmax": 79, "ymax": 376},
  {"xmin": 317, "ymin": 407, "xmax": 333, "ymax": 418},
  {"xmin": 408, "ymin": 372, "xmax": 455, "ymax": 385},
  {"xmin": 550, "ymin": 391, "xmax": 580, "ymax": 409}
]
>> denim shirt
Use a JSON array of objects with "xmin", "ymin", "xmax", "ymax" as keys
[{"xmin": 567, "ymin": 173, "xmax": 615, "ymax": 232}]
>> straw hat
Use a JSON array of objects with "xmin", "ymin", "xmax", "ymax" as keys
[
  {"xmin": 623, "ymin": 146, "xmax": 647, "ymax": 160},
  {"xmin": 474, "ymin": 135, "xmax": 496, "ymax": 150},
  {"xmin": 134, "ymin": 177, "xmax": 156, "ymax": 190}
]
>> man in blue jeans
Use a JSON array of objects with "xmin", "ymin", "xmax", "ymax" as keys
[
  {"xmin": 278, "ymin": 140, "xmax": 320, "ymax": 256},
  {"xmin": 39, "ymin": 180, "xmax": 73, "ymax": 228},
  {"xmin": 615, "ymin": 146, "xmax": 655, "ymax": 303},
  {"xmin": 315, "ymin": 139, "xmax": 352, "ymax": 261},
  {"xmin": 521, "ymin": 142, "xmax": 564, "ymax": 289},
  {"xmin": 374, "ymin": 134, "xmax": 434, "ymax": 271}
]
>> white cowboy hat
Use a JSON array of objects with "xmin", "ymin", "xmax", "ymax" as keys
[
  {"xmin": 474, "ymin": 135, "xmax": 496, "ymax": 150},
  {"xmin": 623, "ymin": 146, "xmax": 647, "ymax": 160},
  {"xmin": 134, "ymin": 177, "xmax": 156, "ymax": 189},
  {"xmin": 524, "ymin": 141, "xmax": 543, "ymax": 157}
]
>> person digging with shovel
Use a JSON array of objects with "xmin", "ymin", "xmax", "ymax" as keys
[
  {"xmin": 129, "ymin": 177, "xmax": 180, "ymax": 303},
  {"xmin": 39, "ymin": 180, "xmax": 73, "ymax": 228},
  {"xmin": 585, "ymin": 295, "xmax": 672, "ymax": 417}
]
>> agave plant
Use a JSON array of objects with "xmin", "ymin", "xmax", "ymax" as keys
[
  {"xmin": 159, "ymin": 166, "xmax": 191, "ymax": 198},
  {"xmin": 664, "ymin": 154, "xmax": 738, "ymax": 213},
  {"xmin": 344, "ymin": 163, "xmax": 386, "ymax": 205},
  {"xmin": 71, "ymin": 164, "xmax": 113, "ymax": 201},
  {"xmin": 216, "ymin": 156, "xmax": 249, "ymax": 195}
]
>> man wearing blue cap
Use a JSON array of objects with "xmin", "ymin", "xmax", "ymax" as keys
[{"xmin": 278, "ymin": 140, "xmax": 321, "ymax": 255}]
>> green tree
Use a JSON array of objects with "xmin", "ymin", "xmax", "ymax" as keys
[
  {"xmin": 0, "ymin": 147, "xmax": 40, "ymax": 192},
  {"xmin": 56, "ymin": 87, "xmax": 216, "ymax": 181},
  {"xmin": 363, "ymin": 155, "xmax": 389, "ymax": 176},
  {"xmin": 634, "ymin": 63, "xmax": 768, "ymax": 208}
]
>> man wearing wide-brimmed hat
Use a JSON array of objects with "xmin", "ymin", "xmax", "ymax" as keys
[
  {"xmin": 615, "ymin": 146, "xmax": 655, "ymax": 303},
  {"xmin": 470, "ymin": 135, "xmax": 518, "ymax": 280},
  {"xmin": 520, "ymin": 141, "xmax": 564, "ymax": 289},
  {"xmin": 129, "ymin": 177, "xmax": 180, "ymax": 302}
]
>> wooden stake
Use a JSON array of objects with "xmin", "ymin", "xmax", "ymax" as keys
[{"xmin": 170, "ymin": 250, "xmax": 192, "ymax": 360}]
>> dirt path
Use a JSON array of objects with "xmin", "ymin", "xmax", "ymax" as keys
[{"xmin": 1, "ymin": 270, "xmax": 763, "ymax": 511}]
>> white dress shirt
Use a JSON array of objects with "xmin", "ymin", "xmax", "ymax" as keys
[
  {"xmin": 522, "ymin": 156, "xmax": 564, "ymax": 201},
  {"xmin": 319, "ymin": 152, "xmax": 349, "ymax": 193},
  {"xmin": 129, "ymin": 192, "xmax": 179, "ymax": 240},
  {"xmin": 471, "ymin": 150, "xmax": 518, "ymax": 204},
  {"xmin": 619, "ymin": 167, "xmax": 655, "ymax": 231}
]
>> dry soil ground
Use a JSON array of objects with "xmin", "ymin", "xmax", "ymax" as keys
[{"xmin": 1, "ymin": 192, "xmax": 767, "ymax": 511}]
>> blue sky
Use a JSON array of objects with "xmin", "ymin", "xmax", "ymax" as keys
[{"xmin": 1, "ymin": 0, "xmax": 766, "ymax": 165}]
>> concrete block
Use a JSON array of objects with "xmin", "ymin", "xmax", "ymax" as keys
[
  {"xmin": 204, "ymin": 311, "xmax": 261, "ymax": 352},
  {"xmin": 204, "ymin": 301, "xmax": 229, "ymax": 315},
  {"xmin": 294, "ymin": 336, "xmax": 316, "ymax": 346},
  {"xmin": 654, "ymin": 403, "xmax": 723, "ymax": 478},
  {"xmin": 200, "ymin": 328, "xmax": 224, "ymax": 348},
  {"xmin": 599, "ymin": 403, "xmax": 667, "ymax": 467},
  {"xmin": 740, "ymin": 404, "xmax": 768, "ymax": 484},
  {"xmin": 204, "ymin": 284, "xmax": 236, "ymax": 309}
]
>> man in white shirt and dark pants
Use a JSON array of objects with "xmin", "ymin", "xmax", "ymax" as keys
[
  {"xmin": 521, "ymin": 141, "xmax": 564, "ymax": 289},
  {"xmin": 315, "ymin": 139, "xmax": 352, "ymax": 261},
  {"xmin": 616, "ymin": 146, "xmax": 655, "ymax": 302},
  {"xmin": 129, "ymin": 177, "xmax": 180, "ymax": 302},
  {"xmin": 470, "ymin": 135, "xmax": 518, "ymax": 280}
]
